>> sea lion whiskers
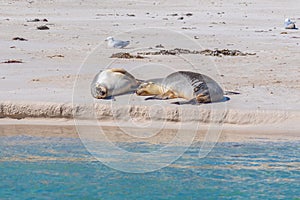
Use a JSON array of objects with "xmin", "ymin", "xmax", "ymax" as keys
[{"xmin": 93, "ymin": 83, "xmax": 107, "ymax": 99}]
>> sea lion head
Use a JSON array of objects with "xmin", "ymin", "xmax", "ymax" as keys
[
  {"xmin": 91, "ymin": 83, "xmax": 108, "ymax": 99},
  {"xmin": 136, "ymin": 82, "xmax": 161, "ymax": 96}
]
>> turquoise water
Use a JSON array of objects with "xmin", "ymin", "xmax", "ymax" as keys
[{"xmin": 0, "ymin": 136, "xmax": 299, "ymax": 199}]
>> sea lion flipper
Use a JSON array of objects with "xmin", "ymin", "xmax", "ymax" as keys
[
  {"xmin": 145, "ymin": 95, "xmax": 167, "ymax": 101},
  {"xmin": 110, "ymin": 68, "xmax": 136, "ymax": 80},
  {"xmin": 196, "ymin": 93, "xmax": 211, "ymax": 103},
  {"xmin": 224, "ymin": 91, "xmax": 240, "ymax": 95},
  {"xmin": 145, "ymin": 90, "xmax": 177, "ymax": 101},
  {"xmin": 171, "ymin": 99, "xmax": 199, "ymax": 105},
  {"xmin": 110, "ymin": 68, "xmax": 127, "ymax": 73}
]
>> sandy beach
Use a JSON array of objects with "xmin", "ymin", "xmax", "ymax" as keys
[
  {"xmin": 0, "ymin": 0, "xmax": 299, "ymax": 142},
  {"xmin": 1, "ymin": 2, "xmax": 300, "ymax": 199}
]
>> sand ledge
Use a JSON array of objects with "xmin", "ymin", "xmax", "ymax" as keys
[{"xmin": 0, "ymin": 101, "xmax": 298, "ymax": 126}]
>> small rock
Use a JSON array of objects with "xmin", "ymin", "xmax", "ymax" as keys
[
  {"xmin": 2, "ymin": 60, "xmax": 23, "ymax": 64},
  {"xmin": 12, "ymin": 37, "xmax": 28, "ymax": 41},
  {"xmin": 194, "ymin": 36, "xmax": 199, "ymax": 39},
  {"xmin": 155, "ymin": 44, "xmax": 165, "ymax": 48},
  {"xmin": 27, "ymin": 18, "xmax": 48, "ymax": 22},
  {"xmin": 177, "ymin": 17, "xmax": 184, "ymax": 20},
  {"xmin": 185, "ymin": 13, "xmax": 193, "ymax": 16},
  {"xmin": 127, "ymin": 14, "xmax": 135, "ymax": 17},
  {"xmin": 37, "ymin": 25, "xmax": 49, "ymax": 30}
]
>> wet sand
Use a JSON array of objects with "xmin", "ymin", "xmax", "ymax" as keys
[{"xmin": 0, "ymin": 118, "xmax": 299, "ymax": 143}]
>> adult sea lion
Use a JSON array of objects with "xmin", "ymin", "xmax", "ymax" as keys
[
  {"xmin": 136, "ymin": 71, "xmax": 225, "ymax": 104},
  {"xmin": 91, "ymin": 68, "xmax": 140, "ymax": 99}
]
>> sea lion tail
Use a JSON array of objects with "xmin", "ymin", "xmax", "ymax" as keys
[{"xmin": 224, "ymin": 91, "xmax": 240, "ymax": 95}]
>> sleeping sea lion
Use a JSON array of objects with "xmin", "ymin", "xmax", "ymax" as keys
[
  {"xmin": 136, "ymin": 71, "xmax": 225, "ymax": 104},
  {"xmin": 91, "ymin": 68, "xmax": 140, "ymax": 99}
]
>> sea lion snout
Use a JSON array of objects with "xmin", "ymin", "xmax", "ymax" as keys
[
  {"xmin": 92, "ymin": 85, "xmax": 107, "ymax": 99},
  {"xmin": 136, "ymin": 82, "xmax": 161, "ymax": 96},
  {"xmin": 136, "ymin": 85, "xmax": 150, "ymax": 96}
]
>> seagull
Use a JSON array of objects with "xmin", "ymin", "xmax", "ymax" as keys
[
  {"xmin": 105, "ymin": 36, "xmax": 130, "ymax": 48},
  {"xmin": 284, "ymin": 18, "xmax": 297, "ymax": 29}
]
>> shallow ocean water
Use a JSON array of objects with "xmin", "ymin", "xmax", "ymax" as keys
[{"xmin": 0, "ymin": 136, "xmax": 299, "ymax": 199}]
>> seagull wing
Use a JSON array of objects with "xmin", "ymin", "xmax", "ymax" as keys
[{"xmin": 113, "ymin": 40, "xmax": 130, "ymax": 48}]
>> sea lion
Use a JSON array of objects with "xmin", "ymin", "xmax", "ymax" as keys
[
  {"xmin": 91, "ymin": 68, "xmax": 140, "ymax": 99},
  {"xmin": 136, "ymin": 71, "xmax": 225, "ymax": 104},
  {"xmin": 105, "ymin": 36, "xmax": 130, "ymax": 48}
]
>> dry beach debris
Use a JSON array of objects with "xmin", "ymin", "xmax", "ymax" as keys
[
  {"xmin": 200, "ymin": 49, "xmax": 256, "ymax": 56},
  {"xmin": 110, "ymin": 52, "xmax": 145, "ymax": 59},
  {"xmin": 138, "ymin": 48, "xmax": 256, "ymax": 57},
  {"xmin": 48, "ymin": 55, "xmax": 64, "ymax": 58}
]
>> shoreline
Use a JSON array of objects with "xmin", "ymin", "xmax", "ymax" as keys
[
  {"xmin": 1, "ymin": 101, "xmax": 299, "ymax": 144},
  {"xmin": 1, "ymin": 115, "xmax": 299, "ymax": 143}
]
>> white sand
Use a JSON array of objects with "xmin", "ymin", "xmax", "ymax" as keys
[{"xmin": 0, "ymin": 0, "xmax": 299, "ymax": 141}]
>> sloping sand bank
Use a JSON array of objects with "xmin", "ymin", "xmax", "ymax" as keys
[{"xmin": 0, "ymin": 101, "xmax": 299, "ymax": 143}]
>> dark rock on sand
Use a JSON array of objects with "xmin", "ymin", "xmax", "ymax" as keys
[
  {"xmin": 12, "ymin": 37, "xmax": 28, "ymax": 41},
  {"xmin": 37, "ymin": 25, "xmax": 50, "ymax": 30},
  {"xmin": 2, "ymin": 60, "xmax": 23, "ymax": 64},
  {"xmin": 27, "ymin": 18, "xmax": 48, "ymax": 22}
]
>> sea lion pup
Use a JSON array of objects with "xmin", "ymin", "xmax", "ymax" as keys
[
  {"xmin": 136, "ymin": 71, "xmax": 225, "ymax": 104},
  {"xmin": 91, "ymin": 68, "xmax": 140, "ymax": 99}
]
